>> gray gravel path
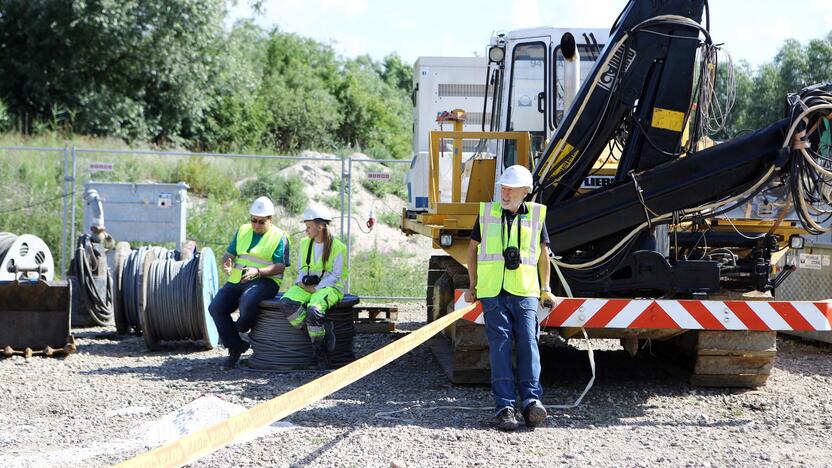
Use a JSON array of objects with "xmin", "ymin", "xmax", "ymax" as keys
[{"xmin": 1, "ymin": 304, "xmax": 831, "ymax": 467}]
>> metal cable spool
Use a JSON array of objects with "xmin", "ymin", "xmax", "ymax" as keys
[
  {"xmin": 110, "ymin": 242, "xmax": 131, "ymax": 334},
  {"xmin": 246, "ymin": 296, "xmax": 357, "ymax": 371},
  {"xmin": 246, "ymin": 301, "xmax": 316, "ymax": 370},
  {"xmin": 139, "ymin": 247, "xmax": 219, "ymax": 351},
  {"xmin": 117, "ymin": 246, "xmax": 175, "ymax": 334},
  {"xmin": 0, "ymin": 232, "xmax": 55, "ymax": 282}
]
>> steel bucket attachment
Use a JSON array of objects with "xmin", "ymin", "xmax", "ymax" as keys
[{"xmin": 0, "ymin": 280, "xmax": 75, "ymax": 358}]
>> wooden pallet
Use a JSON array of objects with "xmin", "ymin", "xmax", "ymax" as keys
[
  {"xmin": 353, "ymin": 305, "xmax": 398, "ymax": 333},
  {"xmin": 656, "ymin": 330, "xmax": 776, "ymax": 388}
]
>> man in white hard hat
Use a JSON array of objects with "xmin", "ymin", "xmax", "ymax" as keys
[
  {"xmin": 281, "ymin": 204, "xmax": 347, "ymax": 369},
  {"xmin": 465, "ymin": 165, "xmax": 556, "ymax": 431},
  {"xmin": 208, "ymin": 196, "xmax": 290, "ymax": 369}
]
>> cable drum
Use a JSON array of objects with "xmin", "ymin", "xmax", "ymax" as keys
[
  {"xmin": 117, "ymin": 246, "xmax": 175, "ymax": 334},
  {"xmin": 246, "ymin": 301, "xmax": 316, "ymax": 370},
  {"xmin": 0, "ymin": 232, "xmax": 55, "ymax": 282},
  {"xmin": 245, "ymin": 296, "xmax": 357, "ymax": 371},
  {"xmin": 139, "ymin": 247, "xmax": 219, "ymax": 351}
]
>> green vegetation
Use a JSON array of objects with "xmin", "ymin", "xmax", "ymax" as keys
[
  {"xmin": 715, "ymin": 34, "xmax": 832, "ymax": 138},
  {"xmin": 348, "ymin": 249, "xmax": 426, "ymax": 297},
  {"xmin": 378, "ymin": 211, "xmax": 400, "ymax": 227},
  {"xmin": 240, "ymin": 174, "xmax": 308, "ymax": 215},
  {"xmin": 360, "ymin": 164, "xmax": 408, "ymax": 199},
  {"xmin": 319, "ymin": 194, "xmax": 342, "ymax": 210},
  {"xmin": 0, "ymin": 1, "xmax": 413, "ymax": 158}
]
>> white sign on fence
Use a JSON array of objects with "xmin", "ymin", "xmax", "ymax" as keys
[
  {"xmin": 799, "ymin": 253, "xmax": 823, "ymax": 270},
  {"xmin": 89, "ymin": 162, "xmax": 114, "ymax": 173},
  {"xmin": 367, "ymin": 172, "xmax": 391, "ymax": 181}
]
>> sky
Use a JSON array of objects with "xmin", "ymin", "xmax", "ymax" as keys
[{"xmin": 227, "ymin": 0, "xmax": 832, "ymax": 69}]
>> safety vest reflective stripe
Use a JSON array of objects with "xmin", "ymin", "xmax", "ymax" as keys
[
  {"xmin": 287, "ymin": 308, "xmax": 305, "ymax": 328},
  {"xmin": 236, "ymin": 254, "xmax": 273, "ymax": 267}
]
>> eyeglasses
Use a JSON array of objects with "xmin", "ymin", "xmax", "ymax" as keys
[{"xmin": 250, "ymin": 217, "xmax": 269, "ymax": 225}]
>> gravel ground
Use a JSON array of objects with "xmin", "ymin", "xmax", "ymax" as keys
[{"xmin": 1, "ymin": 303, "xmax": 831, "ymax": 467}]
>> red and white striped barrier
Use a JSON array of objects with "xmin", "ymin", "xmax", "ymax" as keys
[{"xmin": 453, "ymin": 290, "xmax": 832, "ymax": 331}]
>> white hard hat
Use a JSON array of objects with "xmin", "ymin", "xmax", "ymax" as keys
[
  {"xmin": 303, "ymin": 204, "xmax": 332, "ymax": 223},
  {"xmin": 498, "ymin": 165, "xmax": 533, "ymax": 190},
  {"xmin": 250, "ymin": 196, "xmax": 275, "ymax": 217}
]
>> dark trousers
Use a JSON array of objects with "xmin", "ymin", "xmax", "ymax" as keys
[{"xmin": 208, "ymin": 278, "xmax": 279, "ymax": 351}]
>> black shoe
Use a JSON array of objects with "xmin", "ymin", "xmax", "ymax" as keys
[
  {"xmin": 493, "ymin": 408, "xmax": 519, "ymax": 431},
  {"xmin": 311, "ymin": 341, "xmax": 328, "ymax": 370},
  {"xmin": 522, "ymin": 401, "xmax": 547, "ymax": 428},
  {"xmin": 323, "ymin": 321, "xmax": 336, "ymax": 352},
  {"xmin": 223, "ymin": 341, "xmax": 250, "ymax": 369}
]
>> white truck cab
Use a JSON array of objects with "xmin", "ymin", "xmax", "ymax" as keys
[{"xmin": 407, "ymin": 27, "xmax": 609, "ymax": 212}]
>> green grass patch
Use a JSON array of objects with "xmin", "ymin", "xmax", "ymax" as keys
[
  {"xmin": 319, "ymin": 194, "xmax": 342, "ymax": 210},
  {"xmin": 348, "ymin": 248, "xmax": 426, "ymax": 297},
  {"xmin": 378, "ymin": 210, "xmax": 400, "ymax": 227}
]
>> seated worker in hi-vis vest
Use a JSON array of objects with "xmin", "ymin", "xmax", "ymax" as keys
[
  {"xmin": 208, "ymin": 196, "xmax": 290, "ymax": 369},
  {"xmin": 281, "ymin": 204, "xmax": 346, "ymax": 369},
  {"xmin": 465, "ymin": 165, "xmax": 558, "ymax": 432}
]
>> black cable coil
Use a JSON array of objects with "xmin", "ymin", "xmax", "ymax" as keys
[
  {"xmin": 117, "ymin": 246, "xmax": 175, "ymax": 334},
  {"xmin": 69, "ymin": 234, "xmax": 113, "ymax": 326},
  {"xmin": 245, "ymin": 297, "xmax": 356, "ymax": 371},
  {"xmin": 140, "ymin": 247, "xmax": 219, "ymax": 350}
]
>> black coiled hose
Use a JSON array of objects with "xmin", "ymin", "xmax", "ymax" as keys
[{"xmin": 70, "ymin": 235, "xmax": 113, "ymax": 326}]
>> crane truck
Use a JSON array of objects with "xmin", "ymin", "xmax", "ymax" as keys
[{"xmin": 401, "ymin": 0, "xmax": 832, "ymax": 387}]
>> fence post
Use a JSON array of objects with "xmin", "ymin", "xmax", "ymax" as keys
[
  {"xmin": 340, "ymin": 156, "xmax": 346, "ymax": 238},
  {"xmin": 346, "ymin": 157, "xmax": 353, "ymax": 294},
  {"xmin": 69, "ymin": 146, "xmax": 77, "ymax": 252},
  {"xmin": 60, "ymin": 144, "xmax": 70, "ymax": 277}
]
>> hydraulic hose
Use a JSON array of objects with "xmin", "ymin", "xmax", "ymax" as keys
[{"xmin": 70, "ymin": 234, "xmax": 113, "ymax": 326}]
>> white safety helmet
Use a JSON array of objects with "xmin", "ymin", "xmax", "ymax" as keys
[
  {"xmin": 303, "ymin": 204, "xmax": 332, "ymax": 223},
  {"xmin": 498, "ymin": 165, "xmax": 534, "ymax": 191},
  {"xmin": 249, "ymin": 196, "xmax": 275, "ymax": 217}
]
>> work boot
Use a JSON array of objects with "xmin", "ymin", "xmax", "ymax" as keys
[
  {"xmin": 522, "ymin": 400, "xmax": 547, "ymax": 428},
  {"xmin": 492, "ymin": 408, "xmax": 519, "ymax": 432},
  {"xmin": 223, "ymin": 341, "xmax": 250, "ymax": 369},
  {"xmin": 323, "ymin": 321, "xmax": 336, "ymax": 352},
  {"xmin": 312, "ymin": 342, "xmax": 329, "ymax": 370}
]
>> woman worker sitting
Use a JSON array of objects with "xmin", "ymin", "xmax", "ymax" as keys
[{"xmin": 282, "ymin": 204, "xmax": 347, "ymax": 368}]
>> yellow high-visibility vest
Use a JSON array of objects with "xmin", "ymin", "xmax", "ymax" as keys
[
  {"xmin": 475, "ymin": 201, "xmax": 546, "ymax": 298},
  {"xmin": 229, "ymin": 223, "xmax": 285, "ymax": 285},
  {"xmin": 297, "ymin": 236, "xmax": 347, "ymax": 293}
]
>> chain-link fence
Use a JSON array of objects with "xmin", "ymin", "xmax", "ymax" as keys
[{"xmin": 0, "ymin": 145, "xmax": 425, "ymax": 301}]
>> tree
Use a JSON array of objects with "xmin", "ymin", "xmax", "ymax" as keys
[{"xmin": 0, "ymin": 0, "xmax": 226, "ymax": 142}]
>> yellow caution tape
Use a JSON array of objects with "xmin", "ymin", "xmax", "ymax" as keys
[{"xmin": 116, "ymin": 303, "xmax": 477, "ymax": 468}]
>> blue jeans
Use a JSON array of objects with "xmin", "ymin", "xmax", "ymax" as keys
[
  {"xmin": 208, "ymin": 278, "xmax": 279, "ymax": 351},
  {"xmin": 481, "ymin": 293, "xmax": 542, "ymax": 414}
]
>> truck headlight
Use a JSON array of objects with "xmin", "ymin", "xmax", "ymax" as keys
[
  {"xmin": 488, "ymin": 46, "xmax": 505, "ymax": 63},
  {"xmin": 440, "ymin": 232, "xmax": 454, "ymax": 247}
]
